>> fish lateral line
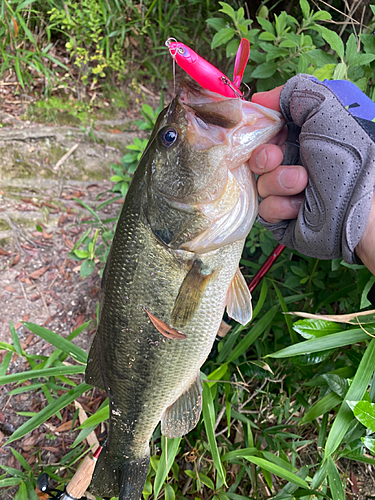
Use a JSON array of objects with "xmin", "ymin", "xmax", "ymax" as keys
[{"xmin": 143, "ymin": 307, "xmax": 187, "ymax": 340}]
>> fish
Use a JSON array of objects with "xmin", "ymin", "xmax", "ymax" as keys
[{"xmin": 85, "ymin": 78, "xmax": 284, "ymax": 500}]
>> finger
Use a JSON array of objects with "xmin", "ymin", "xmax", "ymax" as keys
[
  {"xmin": 259, "ymin": 194, "xmax": 304, "ymax": 223},
  {"xmin": 257, "ymin": 165, "xmax": 308, "ymax": 199},
  {"xmin": 248, "ymin": 144, "xmax": 284, "ymax": 175},
  {"xmin": 268, "ymin": 125, "xmax": 288, "ymax": 145},
  {"xmin": 251, "ymin": 86, "xmax": 283, "ymax": 111}
]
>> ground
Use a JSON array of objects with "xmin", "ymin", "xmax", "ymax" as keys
[{"xmin": 0, "ymin": 85, "xmax": 152, "ymax": 498}]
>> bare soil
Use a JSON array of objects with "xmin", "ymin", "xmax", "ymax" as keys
[{"xmin": 0, "ymin": 114, "xmax": 141, "ymax": 498}]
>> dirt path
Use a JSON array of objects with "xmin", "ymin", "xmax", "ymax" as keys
[{"xmin": 0, "ymin": 118, "xmax": 140, "ymax": 496}]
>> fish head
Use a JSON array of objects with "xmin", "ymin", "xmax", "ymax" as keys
[{"xmin": 144, "ymin": 78, "xmax": 285, "ymax": 252}]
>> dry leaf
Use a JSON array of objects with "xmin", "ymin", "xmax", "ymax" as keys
[
  {"xmin": 4, "ymin": 286, "xmax": 16, "ymax": 293},
  {"xmin": 29, "ymin": 266, "xmax": 48, "ymax": 280},
  {"xmin": 0, "ymin": 248, "xmax": 10, "ymax": 256},
  {"xmin": 55, "ymin": 420, "xmax": 74, "ymax": 432},
  {"xmin": 11, "ymin": 252, "xmax": 20, "ymax": 266}
]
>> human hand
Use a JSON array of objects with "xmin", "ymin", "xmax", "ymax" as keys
[
  {"xmin": 250, "ymin": 86, "xmax": 308, "ymax": 224},
  {"xmin": 248, "ymin": 74, "xmax": 375, "ymax": 268}
]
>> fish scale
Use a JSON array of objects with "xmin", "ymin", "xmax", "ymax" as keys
[{"xmin": 86, "ymin": 78, "xmax": 284, "ymax": 500}]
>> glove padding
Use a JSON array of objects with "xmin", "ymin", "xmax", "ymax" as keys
[{"xmin": 259, "ymin": 73, "xmax": 375, "ymax": 264}]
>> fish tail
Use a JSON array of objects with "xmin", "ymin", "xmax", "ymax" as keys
[{"xmin": 90, "ymin": 442, "xmax": 150, "ymax": 500}]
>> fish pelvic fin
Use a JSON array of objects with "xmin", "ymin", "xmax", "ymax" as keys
[
  {"xmin": 226, "ymin": 267, "xmax": 253, "ymax": 325},
  {"xmin": 90, "ymin": 442, "xmax": 150, "ymax": 500},
  {"xmin": 161, "ymin": 373, "xmax": 202, "ymax": 438},
  {"xmin": 85, "ymin": 335, "xmax": 105, "ymax": 390}
]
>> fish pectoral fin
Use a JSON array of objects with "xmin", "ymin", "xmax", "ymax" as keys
[
  {"xmin": 85, "ymin": 336, "xmax": 105, "ymax": 390},
  {"xmin": 171, "ymin": 259, "xmax": 214, "ymax": 328},
  {"xmin": 143, "ymin": 308, "xmax": 186, "ymax": 340},
  {"xmin": 161, "ymin": 373, "xmax": 202, "ymax": 439},
  {"xmin": 226, "ymin": 267, "xmax": 253, "ymax": 326}
]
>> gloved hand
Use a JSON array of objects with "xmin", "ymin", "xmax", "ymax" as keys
[{"xmin": 257, "ymin": 73, "xmax": 375, "ymax": 264}]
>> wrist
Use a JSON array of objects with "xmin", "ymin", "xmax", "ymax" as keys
[{"xmin": 355, "ymin": 194, "xmax": 375, "ymax": 275}]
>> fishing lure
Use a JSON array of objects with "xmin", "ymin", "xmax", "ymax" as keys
[{"xmin": 165, "ymin": 37, "xmax": 250, "ymax": 99}]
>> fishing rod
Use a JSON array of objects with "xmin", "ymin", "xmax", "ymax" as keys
[{"xmin": 37, "ymin": 446, "xmax": 102, "ymax": 500}]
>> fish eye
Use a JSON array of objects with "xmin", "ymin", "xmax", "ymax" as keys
[{"xmin": 160, "ymin": 127, "xmax": 178, "ymax": 148}]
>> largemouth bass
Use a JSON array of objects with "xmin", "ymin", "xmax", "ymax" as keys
[{"xmin": 85, "ymin": 79, "xmax": 284, "ymax": 500}]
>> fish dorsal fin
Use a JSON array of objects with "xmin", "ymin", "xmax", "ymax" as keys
[
  {"xmin": 171, "ymin": 259, "xmax": 215, "ymax": 328},
  {"xmin": 161, "ymin": 373, "xmax": 202, "ymax": 438},
  {"xmin": 226, "ymin": 267, "xmax": 252, "ymax": 325},
  {"xmin": 85, "ymin": 336, "xmax": 105, "ymax": 390}
]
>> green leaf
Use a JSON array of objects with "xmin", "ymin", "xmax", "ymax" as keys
[
  {"xmin": 313, "ymin": 64, "xmax": 337, "ymax": 81},
  {"xmin": 221, "ymin": 447, "xmax": 257, "ymax": 461},
  {"xmin": 14, "ymin": 481, "xmax": 27, "ymax": 500},
  {"xmin": 6, "ymin": 383, "xmax": 91, "ymax": 445},
  {"xmin": 293, "ymin": 319, "xmax": 342, "ymax": 339},
  {"xmin": 202, "ymin": 383, "xmax": 226, "ymax": 485},
  {"xmin": 0, "ymin": 365, "xmax": 85, "ymax": 385},
  {"xmin": 227, "ymin": 306, "xmax": 278, "ymax": 362},
  {"xmin": 345, "ymin": 33, "xmax": 357, "ymax": 67},
  {"xmin": 362, "ymin": 435, "xmax": 375, "ymax": 454},
  {"xmin": 251, "ymin": 62, "xmax": 278, "ymax": 79},
  {"xmin": 164, "ymin": 483, "xmax": 175, "ymax": 500},
  {"xmin": 299, "ymin": 0, "xmax": 310, "ymax": 19},
  {"xmin": 80, "ymin": 401, "xmax": 109, "ymax": 428},
  {"xmin": 269, "ymin": 328, "xmax": 369, "ymax": 358},
  {"xmin": 10, "ymin": 447, "xmax": 31, "ymax": 471},
  {"xmin": 318, "ymin": 26, "xmax": 344, "ymax": 60},
  {"xmin": 244, "ymin": 456, "xmax": 309, "ymax": 489},
  {"xmin": 81, "ymin": 259, "xmax": 96, "ymax": 278},
  {"xmin": 348, "ymin": 400, "xmax": 375, "ymax": 432},
  {"xmin": 153, "ymin": 436, "xmax": 181, "ymax": 498},
  {"xmin": 23, "ymin": 322, "xmax": 87, "ymax": 364},
  {"xmin": 333, "ymin": 62, "xmax": 347, "ymax": 80},
  {"xmin": 0, "ymin": 351, "xmax": 12, "ymax": 377},
  {"xmin": 74, "ymin": 249, "xmax": 90, "ymax": 259},
  {"xmin": 322, "ymin": 374, "xmax": 349, "ymax": 398},
  {"xmin": 211, "ymin": 28, "xmax": 236, "ymax": 49},
  {"xmin": 301, "ymin": 392, "xmax": 342, "ymax": 424},
  {"xmin": 10, "ymin": 322, "xmax": 23, "ymax": 355},
  {"xmin": 325, "ymin": 338, "xmax": 375, "ymax": 457},
  {"xmin": 327, "ymin": 457, "xmax": 345, "ymax": 500},
  {"xmin": 361, "ymin": 275, "xmax": 375, "ymax": 309}
]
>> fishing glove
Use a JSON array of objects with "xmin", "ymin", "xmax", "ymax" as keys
[{"xmin": 258, "ymin": 73, "xmax": 375, "ymax": 264}]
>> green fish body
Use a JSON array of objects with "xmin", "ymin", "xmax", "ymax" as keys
[{"xmin": 86, "ymin": 80, "xmax": 284, "ymax": 500}]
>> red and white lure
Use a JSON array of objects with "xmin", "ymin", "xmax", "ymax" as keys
[{"xmin": 165, "ymin": 38, "xmax": 250, "ymax": 99}]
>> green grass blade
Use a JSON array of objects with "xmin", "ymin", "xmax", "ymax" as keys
[
  {"xmin": 153, "ymin": 435, "xmax": 181, "ymax": 498},
  {"xmin": 0, "ymin": 365, "xmax": 85, "ymax": 385},
  {"xmin": 221, "ymin": 447, "xmax": 257, "ymax": 461},
  {"xmin": 227, "ymin": 306, "xmax": 278, "ymax": 363},
  {"xmin": 10, "ymin": 322, "xmax": 23, "ymax": 355},
  {"xmin": 202, "ymin": 382, "xmax": 226, "ymax": 485},
  {"xmin": 10, "ymin": 447, "xmax": 31, "ymax": 471},
  {"xmin": 6, "ymin": 383, "xmax": 91, "ymax": 445},
  {"xmin": 23, "ymin": 322, "xmax": 87, "ymax": 364},
  {"xmin": 244, "ymin": 456, "xmax": 309, "ymax": 489},
  {"xmin": 252, "ymin": 279, "xmax": 268, "ymax": 321},
  {"xmin": 325, "ymin": 338, "xmax": 375, "ymax": 457},
  {"xmin": 268, "ymin": 328, "xmax": 369, "ymax": 358},
  {"xmin": 327, "ymin": 456, "xmax": 345, "ymax": 500},
  {"xmin": 301, "ymin": 392, "xmax": 342, "ymax": 424},
  {"xmin": 79, "ymin": 401, "xmax": 109, "ymax": 428},
  {"xmin": 0, "ymin": 351, "xmax": 13, "ymax": 376},
  {"xmin": 273, "ymin": 283, "xmax": 298, "ymax": 344}
]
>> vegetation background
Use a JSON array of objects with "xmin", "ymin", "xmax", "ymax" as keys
[{"xmin": 2, "ymin": 0, "xmax": 375, "ymax": 499}]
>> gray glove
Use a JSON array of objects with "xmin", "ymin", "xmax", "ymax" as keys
[{"xmin": 258, "ymin": 73, "xmax": 375, "ymax": 264}]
